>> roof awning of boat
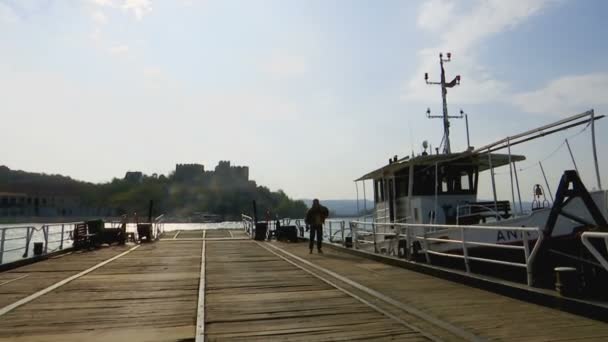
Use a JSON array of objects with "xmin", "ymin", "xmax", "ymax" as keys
[{"xmin": 354, "ymin": 151, "xmax": 525, "ymax": 181}]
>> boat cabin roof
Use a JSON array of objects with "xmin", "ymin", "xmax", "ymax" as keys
[{"xmin": 355, "ymin": 151, "xmax": 525, "ymax": 181}]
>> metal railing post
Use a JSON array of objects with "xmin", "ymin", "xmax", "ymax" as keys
[
  {"xmin": 461, "ymin": 227, "xmax": 470, "ymax": 273},
  {"xmin": 352, "ymin": 222, "xmax": 359, "ymax": 249},
  {"xmin": 422, "ymin": 227, "xmax": 431, "ymax": 264},
  {"xmin": 23, "ymin": 227, "xmax": 32, "ymax": 258},
  {"xmin": 341, "ymin": 221, "xmax": 345, "ymax": 245},
  {"xmin": 395, "ymin": 225, "xmax": 401, "ymax": 257},
  {"xmin": 406, "ymin": 225, "xmax": 412, "ymax": 260},
  {"xmin": 43, "ymin": 225, "xmax": 49, "ymax": 254},
  {"xmin": 581, "ymin": 232, "xmax": 608, "ymax": 272},
  {"xmin": 0, "ymin": 229, "xmax": 5, "ymax": 264},
  {"xmin": 523, "ymin": 231, "xmax": 532, "ymax": 286},
  {"xmin": 328, "ymin": 222, "xmax": 333, "ymax": 243},
  {"xmin": 372, "ymin": 222, "xmax": 378, "ymax": 253},
  {"xmin": 488, "ymin": 149, "xmax": 499, "ymax": 221},
  {"xmin": 60, "ymin": 224, "xmax": 65, "ymax": 250}
]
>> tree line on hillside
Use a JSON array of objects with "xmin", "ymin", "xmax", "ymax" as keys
[{"xmin": 0, "ymin": 166, "xmax": 308, "ymax": 220}]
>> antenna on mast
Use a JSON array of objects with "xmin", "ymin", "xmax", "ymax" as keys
[{"xmin": 424, "ymin": 52, "xmax": 463, "ymax": 154}]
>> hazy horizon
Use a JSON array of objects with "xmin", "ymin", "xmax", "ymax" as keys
[{"xmin": 1, "ymin": 0, "xmax": 607, "ymax": 201}]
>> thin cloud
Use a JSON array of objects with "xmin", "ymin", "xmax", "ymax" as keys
[
  {"xmin": 91, "ymin": 0, "xmax": 151, "ymax": 20},
  {"xmin": 92, "ymin": 10, "xmax": 107, "ymax": 24},
  {"xmin": 123, "ymin": 0, "xmax": 151, "ymax": 20},
  {"xmin": 108, "ymin": 44, "xmax": 130, "ymax": 55},
  {"xmin": 0, "ymin": 3, "xmax": 18, "ymax": 24},
  {"xmin": 262, "ymin": 51, "xmax": 308, "ymax": 78},
  {"xmin": 512, "ymin": 73, "xmax": 608, "ymax": 115},
  {"xmin": 403, "ymin": 0, "xmax": 556, "ymax": 105},
  {"xmin": 417, "ymin": 0, "xmax": 455, "ymax": 32}
]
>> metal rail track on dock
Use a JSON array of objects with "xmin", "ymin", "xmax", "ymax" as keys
[{"xmin": 256, "ymin": 242, "xmax": 482, "ymax": 342}]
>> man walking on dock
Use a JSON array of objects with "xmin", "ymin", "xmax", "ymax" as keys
[{"xmin": 305, "ymin": 199, "xmax": 329, "ymax": 254}]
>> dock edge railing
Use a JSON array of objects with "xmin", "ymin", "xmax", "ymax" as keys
[
  {"xmin": 349, "ymin": 221, "xmax": 544, "ymax": 287},
  {"xmin": 242, "ymin": 214, "xmax": 254, "ymax": 237},
  {"xmin": 0, "ymin": 223, "xmax": 79, "ymax": 265},
  {"xmin": 581, "ymin": 231, "xmax": 608, "ymax": 272}
]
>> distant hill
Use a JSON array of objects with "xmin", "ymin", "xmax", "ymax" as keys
[{"xmin": 301, "ymin": 199, "xmax": 374, "ymax": 217}]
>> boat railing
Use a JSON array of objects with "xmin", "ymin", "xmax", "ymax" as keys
[
  {"xmin": 581, "ymin": 231, "xmax": 608, "ymax": 272},
  {"xmin": 0, "ymin": 223, "xmax": 79, "ymax": 265},
  {"xmin": 456, "ymin": 204, "xmax": 502, "ymax": 223},
  {"xmin": 349, "ymin": 221, "xmax": 544, "ymax": 286}
]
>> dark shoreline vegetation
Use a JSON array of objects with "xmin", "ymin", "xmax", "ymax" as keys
[{"xmin": 0, "ymin": 165, "xmax": 308, "ymax": 220}]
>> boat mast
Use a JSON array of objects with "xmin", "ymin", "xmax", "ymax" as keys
[{"xmin": 425, "ymin": 52, "xmax": 462, "ymax": 154}]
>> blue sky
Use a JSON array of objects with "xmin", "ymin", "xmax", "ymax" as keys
[{"xmin": 0, "ymin": 0, "xmax": 607, "ymax": 202}]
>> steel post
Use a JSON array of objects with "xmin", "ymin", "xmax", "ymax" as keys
[
  {"xmin": 0, "ymin": 229, "xmax": 5, "ymax": 264},
  {"xmin": 523, "ymin": 232, "xmax": 532, "ymax": 286},
  {"xmin": 372, "ymin": 222, "xmax": 378, "ymax": 253},
  {"xmin": 44, "ymin": 225, "xmax": 49, "ymax": 254},
  {"xmin": 488, "ymin": 150, "xmax": 499, "ymax": 220},
  {"xmin": 461, "ymin": 228, "xmax": 470, "ymax": 273},
  {"xmin": 591, "ymin": 109, "xmax": 602, "ymax": 190},
  {"xmin": 539, "ymin": 161, "xmax": 554, "ymax": 202},
  {"xmin": 60, "ymin": 224, "xmax": 65, "ymax": 250}
]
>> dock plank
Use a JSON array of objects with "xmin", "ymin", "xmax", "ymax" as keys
[
  {"xmin": 1, "ymin": 235, "xmax": 607, "ymax": 341},
  {"xmin": 0, "ymin": 246, "xmax": 130, "ymax": 308},
  {"xmin": 0, "ymin": 241, "xmax": 202, "ymax": 342},
  {"xmin": 205, "ymin": 240, "xmax": 428, "ymax": 341},
  {"xmin": 272, "ymin": 241, "xmax": 608, "ymax": 341}
]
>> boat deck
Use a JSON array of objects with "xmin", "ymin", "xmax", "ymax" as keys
[{"xmin": 1, "ymin": 229, "xmax": 608, "ymax": 341}]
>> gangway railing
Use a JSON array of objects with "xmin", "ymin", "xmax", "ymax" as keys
[
  {"xmin": 0, "ymin": 223, "xmax": 79, "ymax": 265},
  {"xmin": 289, "ymin": 218, "xmax": 351, "ymax": 242},
  {"xmin": 349, "ymin": 221, "xmax": 544, "ymax": 286},
  {"xmin": 581, "ymin": 232, "xmax": 608, "ymax": 272}
]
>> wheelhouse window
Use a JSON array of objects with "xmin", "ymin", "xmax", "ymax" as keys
[
  {"xmin": 413, "ymin": 165, "xmax": 478, "ymax": 196},
  {"xmin": 395, "ymin": 168, "xmax": 409, "ymax": 198}
]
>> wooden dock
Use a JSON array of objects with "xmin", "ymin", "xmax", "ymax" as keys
[{"xmin": 1, "ymin": 229, "xmax": 608, "ymax": 341}]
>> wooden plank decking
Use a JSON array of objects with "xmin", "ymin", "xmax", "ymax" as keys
[
  {"xmin": 205, "ymin": 241, "xmax": 429, "ymax": 341},
  {"xmin": 0, "ymin": 229, "xmax": 607, "ymax": 341}
]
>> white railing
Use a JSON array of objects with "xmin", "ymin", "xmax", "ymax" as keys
[
  {"xmin": 0, "ymin": 223, "xmax": 79, "ymax": 265},
  {"xmin": 456, "ymin": 204, "xmax": 502, "ymax": 223},
  {"xmin": 242, "ymin": 214, "xmax": 254, "ymax": 237},
  {"xmin": 154, "ymin": 214, "xmax": 165, "ymax": 239},
  {"xmin": 581, "ymin": 231, "xmax": 608, "ymax": 272},
  {"xmin": 349, "ymin": 221, "xmax": 544, "ymax": 286},
  {"xmin": 290, "ymin": 218, "xmax": 351, "ymax": 242},
  {"xmin": 324, "ymin": 220, "xmax": 347, "ymax": 243}
]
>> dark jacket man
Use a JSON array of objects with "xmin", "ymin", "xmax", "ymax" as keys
[{"xmin": 305, "ymin": 199, "xmax": 329, "ymax": 253}]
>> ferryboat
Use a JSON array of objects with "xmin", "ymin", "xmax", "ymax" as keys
[{"xmin": 352, "ymin": 53, "xmax": 608, "ymax": 290}]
